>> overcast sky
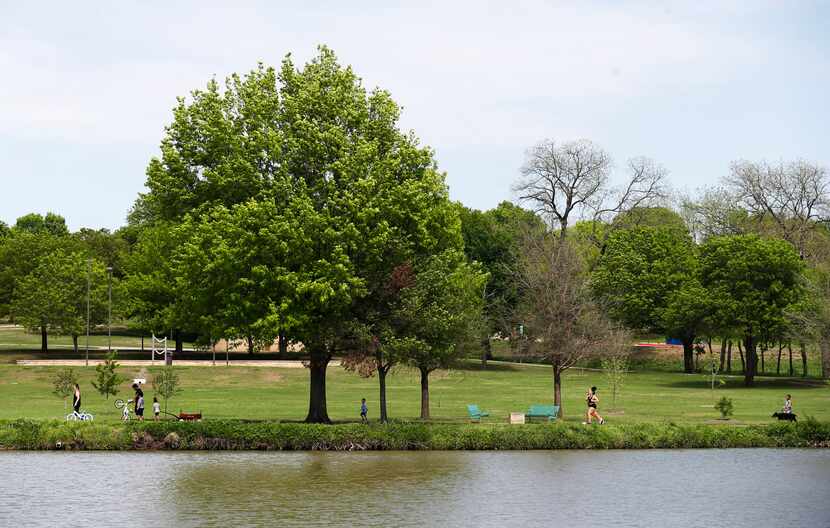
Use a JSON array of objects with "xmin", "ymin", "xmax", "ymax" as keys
[{"xmin": 1, "ymin": 1, "xmax": 828, "ymax": 231}]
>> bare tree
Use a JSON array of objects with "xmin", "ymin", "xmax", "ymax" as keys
[
  {"xmin": 679, "ymin": 187, "xmax": 747, "ymax": 243},
  {"xmin": 514, "ymin": 139, "xmax": 666, "ymax": 240},
  {"xmin": 516, "ymin": 233, "xmax": 617, "ymax": 416},
  {"xmin": 727, "ymin": 160, "xmax": 830, "ymax": 258}
]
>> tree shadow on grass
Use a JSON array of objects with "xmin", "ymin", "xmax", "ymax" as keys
[{"xmin": 658, "ymin": 376, "xmax": 828, "ymax": 390}]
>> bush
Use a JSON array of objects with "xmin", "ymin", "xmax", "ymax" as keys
[
  {"xmin": 1, "ymin": 419, "xmax": 828, "ymax": 450},
  {"xmin": 714, "ymin": 397, "xmax": 734, "ymax": 419}
]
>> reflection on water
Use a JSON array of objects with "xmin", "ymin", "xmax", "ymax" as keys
[{"xmin": 2, "ymin": 450, "xmax": 829, "ymax": 527}]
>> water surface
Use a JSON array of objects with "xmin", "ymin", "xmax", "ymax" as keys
[{"xmin": 2, "ymin": 449, "xmax": 828, "ymax": 527}]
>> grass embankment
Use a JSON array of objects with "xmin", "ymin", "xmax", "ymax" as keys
[
  {"xmin": 1, "ymin": 362, "xmax": 828, "ymax": 424},
  {"xmin": 2, "ymin": 419, "xmax": 828, "ymax": 450}
]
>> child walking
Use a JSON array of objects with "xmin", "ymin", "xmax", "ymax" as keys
[
  {"xmin": 153, "ymin": 397, "xmax": 161, "ymax": 421},
  {"xmin": 360, "ymin": 398, "xmax": 368, "ymax": 423}
]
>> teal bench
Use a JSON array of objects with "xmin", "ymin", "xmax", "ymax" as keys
[
  {"xmin": 467, "ymin": 404, "xmax": 490, "ymax": 422},
  {"xmin": 526, "ymin": 404, "xmax": 560, "ymax": 422}
]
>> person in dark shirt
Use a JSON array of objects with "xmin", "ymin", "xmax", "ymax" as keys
[
  {"xmin": 360, "ymin": 398, "xmax": 368, "ymax": 423},
  {"xmin": 132, "ymin": 383, "xmax": 145, "ymax": 421}
]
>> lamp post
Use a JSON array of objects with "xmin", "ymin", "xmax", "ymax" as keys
[
  {"xmin": 107, "ymin": 266, "xmax": 113, "ymax": 353},
  {"xmin": 85, "ymin": 258, "xmax": 91, "ymax": 367}
]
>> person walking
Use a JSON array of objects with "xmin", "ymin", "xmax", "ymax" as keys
[
  {"xmin": 783, "ymin": 394, "xmax": 793, "ymax": 414},
  {"xmin": 360, "ymin": 398, "xmax": 368, "ymax": 423},
  {"xmin": 133, "ymin": 383, "xmax": 145, "ymax": 422},
  {"xmin": 72, "ymin": 383, "xmax": 81, "ymax": 415},
  {"xmin": 585, "ymin": 386, "xmax": 604, "ymax": 425},
  {"xmin": 153, "ymin": 397, "xmax": 161, "ymax": 421}
]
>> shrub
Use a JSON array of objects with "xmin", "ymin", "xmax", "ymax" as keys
[{"xmin": 714, "ymin": 397, "xmax": 734, "ymax": 419}]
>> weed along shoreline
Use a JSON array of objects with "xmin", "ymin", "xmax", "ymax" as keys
[{"xmin": 2, "ymin": 420, "xmax": 829, "ymax": 451}]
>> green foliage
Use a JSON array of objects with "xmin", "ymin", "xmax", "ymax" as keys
[
  {"xmin": 2, "ymin": 419, "xmax": 829, "ymax": 450},
  {"xmin": 457, "ymin": 201, "xmax": 544, "ymax": 334},
  {"xmin": 52, "ymin": 368, "xmax": 78, "ymax": 407},
  {"xmin": 393, "ymin": 251, "xmax": 488, "ymax": 373},
  {"xmin": 13, "ymin": 212, "xmax": 69, "ymax": 237},
  {"xmin": 592, "ymin": 226, "xmax": 701, "ymax": 335},
  {"xmin": 152, "ymin": 367, "xmax": 182, "ymax": 412},
  {"xmin": 612, "ymin": 207, "xmax": 690, "ymax": 238},
  {"xmin": 92, "ymin": 352, "xmax": 125, "ymax": 400},
  {"xmin": 715, "ymin": 396, "xmax": 734, "ymax": 419},
  {"xmin": 0, "ymin": 230, "xmax": 79, "ymax": 319},
  {"xmin": 700, "ymin": 235, "xmax": 804, "ymax": 338},
  {"xmin": 10, "ymin": 250, "xmax": 110, "ymax": 346}
]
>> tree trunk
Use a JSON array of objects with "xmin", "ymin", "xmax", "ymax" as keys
[
  {"xmin": 726, "ymin": 340, "xmax": 732, "ymax": 373},
  {"xmin": 378, "ymin": 366, "xmax": 389, "ymax": 423},
  {"xmin": 305, "ymin": 345, "xmax": 331, "ymax": 423},
  {"xmin": 737, "ymin": 340, "xmax": 745, "ymax": 374},
  {"xmin": 278, "ymin": 331, "xmax": 287, "ymax": 355},
  {"xmin": 788, "ymin": 343, "xmax": 794, "ymax": 376},
  {"xmin": 481, "ymin": 337, "xmax": 491, "ymax": 368},
  {"xmin": 170, "ymin": 329, "xmax": 182, "ymax": 366},
  {"xmin": 743, "ymin": 335, "xmax": 757, "ymax": 387},
  {"xmin": 72, "ymin": 334, "xmax": 79, "ymax": 355},
  {"xmin": 819, "ymin": 337, "xmax": 830, "ymax": 379},
  {"xmin": 801, "ymin": 341, "xmax": 809, "ymax": 378},
  {"xmin": 247, "ymin": 335, "xmax": 254, "ymax": 355},
  {"xmin": 419, "ymin": 367, "xmax": 430, "ymax": 420},
  {"xmin": 553, "ymin": 366, "xmax": 563, "ymax": 417},
  {"xmin": 761, "ymin": 343, "xmax": 767, "ymax": 374},
  {"xmin": 719, "ymin": 339, "xmax": 726, "ymax": 373},
  {"xmin": 682, "ymin": 336, "xmax": 695, "ymax": 373},
  {"xmin": 776, "ymin": 342, "xmax": 783, "ymax": 375},
  {"xmin": 41, "ymin": 324, "xmax": 47, "ymax": 352}
]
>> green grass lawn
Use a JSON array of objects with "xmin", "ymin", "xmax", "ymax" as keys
[{"xmin": 0, "ymin": 361, "xmax": 826, "ymax": 424}]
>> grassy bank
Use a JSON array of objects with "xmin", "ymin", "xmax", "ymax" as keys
[
  {"xmin": 2, "ymin": 419, "xmax": 829, "ymax": 451},
  {"xmin": 2, "ymin": 362, "xmax": 828, "ymax": 424}
]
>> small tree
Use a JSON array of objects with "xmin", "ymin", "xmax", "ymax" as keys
[
  {"xmin": 601, "ymin": 330, "xmax": 631, "ymax": 410},
  {"xmin": 52, "ymin": 367, "xmax": 78, "ymax": 410},
  {"xmin": 715, "ymin": 396, "xmax": 734, "ymax": 419},
  {"xmin": 152, "ymin": 367, "xmax": 182, "ymax": 412},
  {"xmin": 517, "ymin": 234, "xmax": 617, "ymax": 417},
  {"xmin": 92, "ymin": 351, "xmax": 124, "ymax": 399}
]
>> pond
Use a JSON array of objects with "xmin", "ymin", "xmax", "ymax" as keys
[{"xmin": 2, "ymin": 449, "xmax": 828, "ymax": 527}]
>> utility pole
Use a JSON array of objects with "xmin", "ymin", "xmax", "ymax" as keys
[
  {"xmin": 86, "ymin": 258, "xmax": 91, "ymax": 367},
  {"xmin": 107, "ymin": 266, "xmax": 113, "ymax": 353}
]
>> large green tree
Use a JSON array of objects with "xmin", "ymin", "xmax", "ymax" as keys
[
  {"xmin": 136, "ymin": 47, "xmax": 461, "ymax": 422},
  {"xmin": 591, "ymin": 226, "xmax": 708, "ymax": 372},
  {"xmin": 699, "ymin": 235, "xmax": 804, "ymax": 386}
]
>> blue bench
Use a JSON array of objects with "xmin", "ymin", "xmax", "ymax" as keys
[
  {"xmin": 526, "ymin": 404, "xmax": 560, "ymax": 422},
  {"xmin": 467, "ymin": 404, "xmax": 490, "ymax": 422}
]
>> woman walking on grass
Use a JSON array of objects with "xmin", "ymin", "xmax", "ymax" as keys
[{"xmin": 585, "ymin": 386, "xmax": 604, "ymax": 425}]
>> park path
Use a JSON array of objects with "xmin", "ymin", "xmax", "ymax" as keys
[{"xmin": 15, "ymin": 359, "xmax": 341, "ymax": 368}]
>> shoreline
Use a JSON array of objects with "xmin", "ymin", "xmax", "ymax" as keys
[{"xmin": 2, "ymin": 420, "xmax": 828, "ymax": 451}]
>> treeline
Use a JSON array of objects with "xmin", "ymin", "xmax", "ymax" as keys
[{"xmin": 2, "ymin": 46, "xmax": 829, "ymax": 424}]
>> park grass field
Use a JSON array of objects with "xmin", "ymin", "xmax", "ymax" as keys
[{"xmin": 0, "ymin": 361, "xmax": 827, "ymax": 424}]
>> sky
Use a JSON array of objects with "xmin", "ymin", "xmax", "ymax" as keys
[{"xmin": 1, "ymin": 1, "xmax": 828, "ymax": 231}]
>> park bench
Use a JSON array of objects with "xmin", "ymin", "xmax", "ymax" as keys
[
  {"xmin": 467, "ymin": 404, "xmax": 490, "ymax": 423},
  {"xmin": 526, "ymin": 404, "xmax": 559, "ymax": 422}
]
